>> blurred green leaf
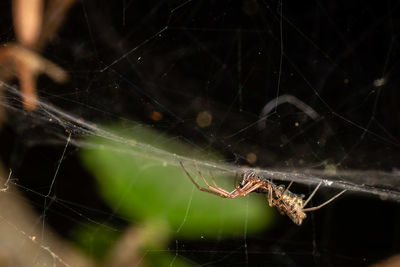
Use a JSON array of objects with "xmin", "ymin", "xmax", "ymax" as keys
[
  {"xmin": 71, "ymin": 224, "xmax": 120, "ymax": 261},
  {"xmin": 81, "ymin": 125, "xmax": 274, "ymax": 238},
  {"xmin": 145, "ymin": 252, "xmax": 192, "ymax": 267}
]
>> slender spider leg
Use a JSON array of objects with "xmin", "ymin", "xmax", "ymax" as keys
[
  {"xmin": 302, "ymin": 181, "xmax": 322, "ymax": 208},
  {"xmin": 208, "ymin": 171, "xmax": 244, "ymax": 195},
  {"xmin": 211, "ymin": 172, "xmax": 261, "ymax": 198},
  {"xmin": 199, "ymin": 172, "xmax": 232, "ymax": 196},
  {"xmin": 227, "ymin": 181, "xmax": 254, "ymax": 198},
  {"xmin": 267, "ymin": 185, "xmax": 273, "ymax": 206},
  {"xmin": 239, "ymin": 182, "xmax": 266, "ymax": 196},
  {"xmin": 234, "ymin": 173, "xmax": 239, "ymax": 190},
  {"xmin": 209, "ymin": 171, "xmax": 221, "ymax": 189},
  {"xmin": 237, "ymin": 180, "xmax": 255, "ymax": 191},
  {"xmin": 266, "ymin": 184, "xmax": 292, "ymax": 214},
  {"xmin": 228, "ymin": 181, "xmax": 257, "ymax": 198},
  {"xmin": 184, "ymin": 162, "xmax": 267, "ymax": 198},
  {"xmin": 230, "ymin": 180, "xmax": 265, "ymax": 197},
  {"xmin": 180, "ymin": 161, "xmax": 231, "ymax": 197},
  {"xmin": 283, "ymin": 181, "xmax": 294, "ymax": 195},
  {"xmin": 277, "ymin": 181, "xmax": 294, "ymax": 202},
  {"xmin": 302, "ymin": 189, "xmax": 347, "ymax": 212},
  {"xmin": 193, "ymin": 164, "xmax": 235, "ymax": 197}
]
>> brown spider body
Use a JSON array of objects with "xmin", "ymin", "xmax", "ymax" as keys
[
  {"xmin": 180, "ymin": 162, "xmax": 346, "ymax": 226},
  {"xmin": 269, "ymin": 184, "xmax": 306, "ymax": 225},
  {"xmin": 240, "ymin": 172, "xmax": 307, "ymax": 225}
]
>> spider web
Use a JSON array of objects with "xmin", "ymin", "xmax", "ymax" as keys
[{"xmin": 0, "ymin": 0, "xmax": 399, "ymax": 266}]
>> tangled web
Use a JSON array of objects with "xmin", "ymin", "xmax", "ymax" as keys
[{"xmin": 0, "ymin": 0, "xmax": 399, "ymax": 266}]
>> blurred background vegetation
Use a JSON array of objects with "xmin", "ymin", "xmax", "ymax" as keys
[{"xmin": 78, "ymin": 125, "xmax": 274, "ymax": 265}]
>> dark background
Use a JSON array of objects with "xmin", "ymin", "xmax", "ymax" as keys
[{"xmin": 1, "ymin": 0, "xmax": 400, "ymax": 266}]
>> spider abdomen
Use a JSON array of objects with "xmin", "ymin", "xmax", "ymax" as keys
[{"xmin": 274, "ymin": 187, "xmax": 307, "ymax": 225}]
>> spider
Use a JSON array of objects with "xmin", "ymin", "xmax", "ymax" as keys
[{"xmin": 180, "ymin": 162, "xmax": 346, "ymax": 225}]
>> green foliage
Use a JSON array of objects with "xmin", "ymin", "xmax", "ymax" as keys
[
  {"xmin": 79, "ymin": 124, "xmax": 274, "ymax": 263},
  {"xmin": 71, "ymin": 224, "xmax": 120, "ymax": 261}
]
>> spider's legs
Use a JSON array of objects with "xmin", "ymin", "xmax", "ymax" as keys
[
  {"xmin": 277, "ymin": 181, "xmax": 294, "ymax": 202},
  {"xmin": 234, "ymin": 172, "xmax": 239, "ymax": 190},
  {"xmin": 267, "ymin": 185, "xmax": 273, "ymax": 207},
  {"xmin": 180, "ymin": 161, "xmax": 232, "ymax": 198},
  {"xmin": 302, "ymin": 181, "xmax": 322, "ymax": 208},
  {"xmin": 302, "ymin": 189, "xmax": 346, "ymax": 212},
  {"xmin": 196, "ymin": 164, "xmax": 262, "ymax": 198},
  {"xmin": 209, "ymin": 171, "xmax": 223, "ymax": 189},
  {"xmin": 194, "ymin": 164, "xmax": 233, "ymax": 197},
  {"xmin": 230, "ymin": 181, "xmax": 264, "ymax": 198},
  {"xmin": 180, "ymin": 161, "xmax": 266, "ymax": 199}
]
